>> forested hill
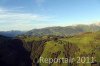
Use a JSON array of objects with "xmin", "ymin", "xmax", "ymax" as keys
[{"xmin": 26, "ymin": 24, "xmax": 100, "ymax": 36}]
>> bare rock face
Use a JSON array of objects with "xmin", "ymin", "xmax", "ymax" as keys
[{"xmin": 0, "ymin": 36, "xmax": 32, "ymax": 66}]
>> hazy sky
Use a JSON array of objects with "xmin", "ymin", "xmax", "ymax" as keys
[{"xmin": 0, "ymin": 0, "xmax": 100, "ymax": 31}]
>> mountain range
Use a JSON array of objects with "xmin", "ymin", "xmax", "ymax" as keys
[
  {"xmin": 0, "ymin": 23, "xmax": 100, "ymax": 66},
  {"xmin": 0, "ymin": 30, "xmax": 25, "ymax": 37},
  {"xmin": 0, "ymin": 23, "xmax": 100, "ymax": 37},
  {"xmin": 26, "ymin": 23, "xmax": 100, "ymax": 36}
]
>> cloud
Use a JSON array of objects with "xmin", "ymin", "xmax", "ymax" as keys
[
  {"xmin": 0, "ymin": 7, "xmax": 52, "ymax": 31},
  {"xmin": 0, "ymin": 8, "xmax": 51, "ymax": 22},
  {"xmin": 0, "ymin": 13, "xmax": 39, "ymax": 22},
  {"xmin": 0, "ymin": 7, "xmax": 6, "ymax": 13}
]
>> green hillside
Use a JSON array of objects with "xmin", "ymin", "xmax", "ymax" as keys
[{"xmin": 19, "ymin": 31, "xmax": 100, "ymax": 66}]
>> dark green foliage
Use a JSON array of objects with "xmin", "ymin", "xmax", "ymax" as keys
[
  {"xmin": 63, "ymin": 42, "xmax": 79, "ymax": 66},
  {"xmin": 31, "ymin": 40, "xmax": 46, "ymax": 66},
  {"xmin": 63, "ymin": 42, "xmax": 79, "ymax": 58}
]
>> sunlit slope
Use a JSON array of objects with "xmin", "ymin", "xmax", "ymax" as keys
[
  {"xmin": 61, "ymin": 32, "xmax": 100, "ymax": 61},
  {"xmin": 20, "ymin": 31, "xmax": 100, "ymax": 66},
  {"xmin": 39, "ymin": 32, "xmax": 100, "ymax": 66}
]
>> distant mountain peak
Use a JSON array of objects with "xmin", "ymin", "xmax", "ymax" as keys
[{"xmin": 93, "ymin": 22, "xmax": 100, "ymax": 26}]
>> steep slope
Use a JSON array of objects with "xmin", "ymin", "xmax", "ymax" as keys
[
  {"xmin": 21, "ymin": 31, "xmax": 100, "ymax": 66},
  {"xmin": 0, "ymin": 35, "xmax": 32, "ymax": 66},
  {"xmin": 39, "ymin": 32, "xmax": 100, "ymax": 66}
]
